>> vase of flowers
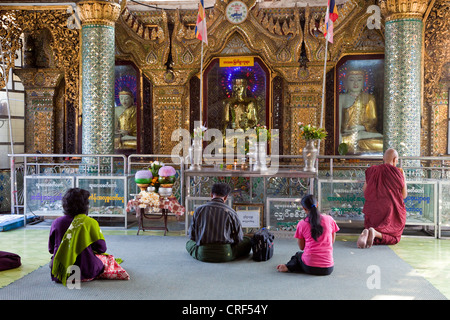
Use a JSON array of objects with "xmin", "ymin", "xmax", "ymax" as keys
[
  {"xmin": 248, "ymin": 141, "xmax": 258, "ymax": 171},
  {"xmin": 257, "ymin": 141, "xmax": 268, "ymax": 171},
  {"xmin": 298, "ymin": 122, "xmax": 327, "ymax": 172},
  {"xmin": 189, "ymin": 125, "xmax": 206, "ymax": 170},
  {"xmin": 249, "ymin": 124, "xmax": 271, "ymax": 171},
  {"xmin": 302, "ymin": 139, "xmax": 319, "ymax": 172},
  {"xmin": 149, "ymin": 161, "xmax": 164, "ymax": 192},
  {"xmin": 150, "ymin": 161, "xmax": 164, "ymax": 177}
]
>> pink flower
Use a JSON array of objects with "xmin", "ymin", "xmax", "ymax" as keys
[{"xmin": 158, "ymin": 166, "xmax": 176, "ymax": 177}]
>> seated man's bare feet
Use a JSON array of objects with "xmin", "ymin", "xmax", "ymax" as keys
[
  {"xmin": 276, "ymin": 264, "xmax": 289, "ymax": 272},
  {"xmin": 357, "ymin": 229, "xmax": 369, "ymax": 248}
]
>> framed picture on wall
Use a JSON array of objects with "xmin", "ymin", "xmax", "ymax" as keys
[
  {"xmin": 114, "ymin": 62, "xmax": 140, "ymax": 153},
  {"xmin": 233, "ymin": 203, "xmax": 263, "ymax": 232},
  {"xmin": 335, "ymin": 55, "xmax": 384, "ymax": 155}
]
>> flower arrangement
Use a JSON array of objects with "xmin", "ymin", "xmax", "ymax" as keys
[
  {"xmin": 192, "ymin": 125, "xmax": 207, "ymax": 139},
  {"xmin": 150, "ymin": 161, "xmax": 164, "ymax": 177},
  {"xmin": 245, "ymin": 124, "xmax": 275, "ymax": 143},
  {"xmin": 254, "ymin": 124, "xmax": 270, "ymax": 142},
  {"xmin": 140, "ymin": 161, "xmax": 177, "ymax": 191},
  {"xmin": 297, "ymin": 122, "xmax": 327, "ymax": 140},
  {"xmin": 133, "ymin": 162, "xmax": 174, "ymax": 191},
  {"xmin": 138, "ymin": 190, "xmax": 160, "ymax": 212}
]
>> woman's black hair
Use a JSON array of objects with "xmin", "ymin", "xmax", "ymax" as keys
[
  {"xmin": 62, "ymin": 188, "xmax": 90, "ymax": 217},
  {"xmin": 301, "ymin": 194, "xmax": 323, "ymax": 241}
]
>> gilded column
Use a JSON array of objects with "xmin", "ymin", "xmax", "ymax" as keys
[
  {"xmin": 381, "ymin": 0, "xmax": 428, "ymax": 158},
  {"xmin": 77, "ymin": 0, "xmax": 121, "ymax": 166}
]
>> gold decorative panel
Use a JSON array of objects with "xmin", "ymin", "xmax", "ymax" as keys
[
  {"xmin": 153, "ymin": 86, "xmax": 187, "ymax": 154},
  {"xmin": 289, "ymin": 86, "xmax": 322, "ymax": 155},
  {"xmin": 431, "ymin": 89, "xmax": 449, "ymax": 155},
  {"xmin": 423, "ymin": 0, "xmax": 450, "ymax": 155}
]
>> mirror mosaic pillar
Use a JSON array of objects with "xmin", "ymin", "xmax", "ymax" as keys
[
  {"xmin": 77, "ymin": 0, "xmax": 120, "ymax": 169},
  {"xmin": 381, "ymin": 0, "xmax": 428, "ymax": 159}
]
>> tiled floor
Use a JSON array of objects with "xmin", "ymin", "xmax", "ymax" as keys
[
  {"xmin": 0, "ymin": 228, "xmax": 50, "ymax": 288},
  {"xmin": 1, "ymin": 228, "xmax": 450, "ymax": 299},
  {"xmin": 390, "ymin": 237, "xmax": 450, "ymax": 298}
]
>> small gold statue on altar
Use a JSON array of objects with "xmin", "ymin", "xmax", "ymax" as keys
[
  {"xmin": 223, "ymin": 78, "xmax": 259, "ymax": 132},
  {"xmin": 115, "ymin": 87, "xmax": 137, "ymax": 150},
  {"xmin": 339, "ymin": 69, "xmax": 383, "ymax": 154}
]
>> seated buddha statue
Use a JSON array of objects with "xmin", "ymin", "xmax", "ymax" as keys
[
  {"xmin": 339, "ymin": 69, "xmax": 383, "ymax": 154},
  {"xmin": 115, "ymin": 87, "xmax": 137, "ymax": 150},
  {"xmin": 223, "ymin": 78, "xmax": 259, "ymax": 132}
]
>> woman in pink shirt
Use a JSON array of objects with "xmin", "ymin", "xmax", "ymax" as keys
[{"xmin": 277, "ymin": 194, "xmax": 339, "ymax": 276}]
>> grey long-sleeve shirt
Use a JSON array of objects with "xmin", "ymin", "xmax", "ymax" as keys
[{"xmin": 189, "ymin": 198, "xmax": 244, "ymax": 246}]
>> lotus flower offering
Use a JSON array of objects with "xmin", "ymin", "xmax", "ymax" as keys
[
  {"xmin": 158, "ymin": 165, "xmax": 176, "ymax": 185},
  {"xmin": 135, "ymin": 170, "xmax": 153, "ymax": 191},
  {"xmin": 135, "ymin": 170, "xmax": 152, "ymax": 184}
]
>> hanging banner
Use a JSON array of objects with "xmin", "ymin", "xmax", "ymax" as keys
[{"xmin": 220, "ymin": 57, "xmax": 254, "ymax": 67}]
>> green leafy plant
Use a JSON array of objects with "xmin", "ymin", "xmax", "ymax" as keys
[
  {"xmin": 297, "ymin": 122, "xmax": 327, "ymax": 140},
  {"xmin": 338, "ymin": 142, "xmax": 349, "ymax": 155},
  {"xmin": 254, "ymin": 124, "xmax": 270, "ymax": 141}
]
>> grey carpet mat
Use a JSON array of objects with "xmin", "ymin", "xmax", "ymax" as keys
[{"xmin": 0, "ymin": 235, "xmax": 446, "ymax": 300}]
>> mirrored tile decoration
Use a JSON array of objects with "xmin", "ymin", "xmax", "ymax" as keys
[
  {"xmin": 383, "ymin": 18, "xmax": 423, "ymax": 160},
  {"xmin": 81, "ymin": 24, "xmax": 115, "ymax": 166}
]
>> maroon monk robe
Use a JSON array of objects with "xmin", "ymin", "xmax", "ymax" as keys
[{"xmin": 363, "ymin": 163, "xmax": 406, "ymax": 245}]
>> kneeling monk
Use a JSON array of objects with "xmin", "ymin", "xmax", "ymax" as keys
[{"xmin": 357, "ymin": 148, "xmax": 407, "ymax": 248}]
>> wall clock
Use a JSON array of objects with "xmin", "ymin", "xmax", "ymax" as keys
[{"xmin": 225, "ymin": 1, "xmax": 248, "ymax": 24}]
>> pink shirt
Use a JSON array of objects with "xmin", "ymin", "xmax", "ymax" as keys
[{"xmin": 294, "ymin": 214, "xmax": 339, "ymax": 268}]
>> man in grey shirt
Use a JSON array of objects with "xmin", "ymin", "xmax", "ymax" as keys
[{"xmin": 186, "ymin": 183, "xmax": 251, "ymax": 262}]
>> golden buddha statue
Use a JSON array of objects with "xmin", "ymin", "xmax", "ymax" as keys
[
  {"xmin": 339, "ymin": 70, "xmax": 383, "ymax": 154},
  {"xmin": 223, "ymin": 78, "xmax": 259, "ymax": 132},
  {"xmin": 115, "ymin": 87, "xmax": 137, "ymax": 150}
]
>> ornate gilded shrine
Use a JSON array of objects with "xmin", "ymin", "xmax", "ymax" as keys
[
  {"xmin": 115, "ymin": 0, "xmax": 391, "ymax": 156},
  {"xmin": 0, "ymin": 0, "xmax": 449, "ymax": 158},
  {"xmin": 0, "ymin": 7, "xmax": 80, "ymax": 154}
]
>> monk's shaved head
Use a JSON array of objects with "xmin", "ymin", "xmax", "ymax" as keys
[{"xmin": 383, "ymin": 148, "xmax": 399, "ymax": 164}]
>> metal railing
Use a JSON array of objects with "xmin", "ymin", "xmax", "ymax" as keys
[{"xmin": 8, "ymin": 153, "xmax": 127, "ymax": 215}]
